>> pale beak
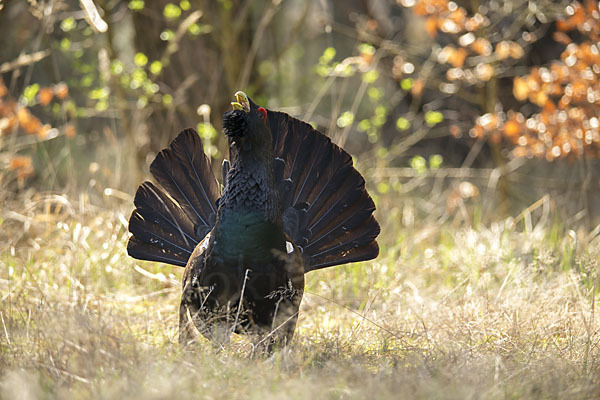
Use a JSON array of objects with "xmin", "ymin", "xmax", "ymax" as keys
[{"xmin": 231, "ymin": 91, "xmax": 250, "ymax": 112}]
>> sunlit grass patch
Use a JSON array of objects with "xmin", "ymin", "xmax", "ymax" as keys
[{"xmin": 1, "ymin": 192, "xmax": 599, "ymax": 399}]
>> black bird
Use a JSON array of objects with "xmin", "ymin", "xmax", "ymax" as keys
[{"xmin": 127, "ymin": 91, "xmax": 380, "ymax": 348}]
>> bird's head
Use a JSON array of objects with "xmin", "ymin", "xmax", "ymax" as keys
[{"xmin": 222, "ymin": 91, "xmax": 271, "ymax": 154}]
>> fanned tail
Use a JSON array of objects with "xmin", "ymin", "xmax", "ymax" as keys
[
  {"xmin": 127, "ymin": 129, "xmax": 220, "ymax": 267},
  {"xmin": 268, "ymin": 110, "xmax": 380, "ymax": 272}
]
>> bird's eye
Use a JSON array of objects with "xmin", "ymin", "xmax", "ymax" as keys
[{"xmin": 257, "ymin": 107, "xmax": 267, "ymax": 122}]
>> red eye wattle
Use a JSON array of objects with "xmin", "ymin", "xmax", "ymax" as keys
[{"xmin": 257, "ymin": 107, "xmax": 267, "ymax": 122}]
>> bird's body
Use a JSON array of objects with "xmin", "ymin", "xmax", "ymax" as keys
[{"xmin": 127, "ymin": 91, "xmax": 379, "ymax": 348}]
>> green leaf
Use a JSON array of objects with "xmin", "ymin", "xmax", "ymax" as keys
[
  {"xmin": 128, "ymin": 0, "xmax": 145, "ymax": 11},
  {"xmin": 410, "ymin": 155, "xmax": 427, "ymax": 174},
  {"xmin": 60, "ymin": 17, "xmax": 76, "ymax": 32},
  {"xmin": 396, "ymin": 117, "xmax": 410, "ymax": 131},
  {"xmin": 188, "ymin": 23, "xmax": 201, "ymax": 35},
  {"xmin": 111, "ymin": 60, "xmax": 124, "ymax": 75},
  {"xmin": 196, "ymin": 122, "xmax": 218, "ymax": 141},
  {"xmin": 315, "ymin": 65, "xmax": 331, "ymax": 77},
  {"xmin": 362, "ymin": 70, "xmax": 379, "ymax": 84},
  {"xmin": 24, "ymin": 84, "xmax": 40, "ymax": 103},
  {"xmin": 137, "ymin": 96, "xmax": 148, "ymax": 109},
  {"xmin": 357, "ymin": 119, "xmax": 371, "ymax": 132},
  {"xmin": 81, "ymin": 74, "xmax": 94, "ymax": 87},
  {"xmin": 163, "ymin": 3, "xmax": 182, "ymax": 19},
  {"xmin": 149, "ymin": 60, "xmax": 163, "ymax": 75},
  {"xmin": 377, "ymin": 182, "xmax": 390, "ymax": 194},
  {"xmin": 60, "ymin": 38, "xmax": 71, "ymax": 51},
  {"xmin": 368, "ymin": 87, "xmax": 382, "ymax": 101},
  {"xmin": 320, "ymin": 47, "xmax": 336, "ymax": 64},
  {"xmin": 358, "ymin": 43, "xmax": 376, "ymax": 56},
  {"xmin": 336, "ymin": 111, "xmax": 354, "ymax": 128},
  {"xmin": 95, "ymin": 100, "xmax": 108, "ymax": 112},
  {"xmin": 162, "ymin": 94, "xmax": 173, "ymax": 105},
  {"xmin": 429, "ymin": 154, "xmax": 443, "ymax": 170},
  {"xmin": 377, "ymin": 147, "xmax": 388, "ymax": 159},
  {"xmin": 160, "ymin": 30, "xmax": 174, "ymax": 41},
  {"xmin": 131, "ymin": 68, "xmax": 147, "ymax": 89},
  {"xmin": 89, "ymin": 87, "xmax": 109, "ymax": 100},
  {"xmin": 134, "ymin": 52, "xmax": 148, "ymax": 67},
  {"xmin": 400, "ymin": 78, "xmax": 413, "ymax": 91},
  {"xmin": 179, "ymin": 0, "xmax": 190, "ymax": 10},
  {"xmin": 425, "ymin": 111, "xmax": 444, "ymax": 127}
]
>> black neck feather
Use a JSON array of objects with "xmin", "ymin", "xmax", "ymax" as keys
[{"xmin": 217, "ymin": 150, "xmax": 282, "ymax": 224}]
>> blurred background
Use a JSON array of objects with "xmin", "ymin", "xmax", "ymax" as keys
[
  {"xmin": 2, "ymin": 2, "xmax": 600, "ymax": 396},
  {"xmin": 1, "ymin": 0, "xmax": 600, "ymax": 241}
]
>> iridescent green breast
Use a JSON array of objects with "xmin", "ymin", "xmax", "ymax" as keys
[{"xmin": 212, "ymin": 210, "xmax": 286, "ymax": 264}]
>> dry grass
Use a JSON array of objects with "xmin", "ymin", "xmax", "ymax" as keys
[{"xmin": 1, "ymin": 191, "xmax": 600, "ymax": 399}]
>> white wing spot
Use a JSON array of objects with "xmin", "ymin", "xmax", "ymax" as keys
[{"xmin": 286, "ymin": 241, "xmax": 294, "ymax": 254}]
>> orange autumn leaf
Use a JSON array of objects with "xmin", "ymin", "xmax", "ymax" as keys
[
  {"xmin": 504, "ymin": 120, "xmax": 522, "ymax": 137},
  {"xmin": 556, "ymin": 3, "xmax": 585, "ymax": 31},
  {"xmin": 440, "ymin": 46, "xmax": 468, "ymax": 68},
  {"xmin": 65, "ymin": 123, "xmax": 76, "ymax": 138},
  {"xmin": 11, "ymin": 156, "xmax": 35, "ymax": 180},
  {"xmin": 471, "ymin": 38, "xmax": 492, "ymax": 56},
  {"xmin": 495, "ymin": 41, "xmax": 511, "ymax": 59},
  {"xmin": 37, "ymin": 87, "xmax": 54, "ymax": 106},
  {"xmin": 0, "ymin": 79, "xmax": 7, "ymax": 97},
  {"xmin": 509, "ymin": 42, "xmax": 524, "ymax": 59},
  {"xmin": 425, "ymin": 17, "xmax": 438, "ymax": 37},
  {"xmin": 530, "ymin": 90, "xmax": 548, "ymax": 107},
  {"xmin": 543, "ymin": 99, "xmax": 557, "ymax": 113},
  {"xmin": 4, "ymin": 116, "xmax": 17, "ymax": 132},
  {"xmin": 475, "ymin": 63, "xmax": 494, "ymax": 81},
  {"xmin": 37, "ymin": 124, "xmax": 51, "ymax": 139},
  {"xmin": 366, "ymin": 19, "xmax": 378, "ymax": 32},
  {"xmin": 54, "ymin": 82, "xmax": 69, "ymax": 99},
  {"xmin": 553, "ymin": 31, "xmax": 572, "ymax": 45},
  {"xmin": 448, "ymin": 8, "xmax": 467, "ymax": 26},
  {"xmin": 9, "ymin": 155, "xmax": 33, "ymax": 170},
  {"xmin": 413, "ymin": 2, "xmax": 429, "ymax": 16},
  {"xmin": 17, "ymin": 107, "xmax": 42, "ymax": 135},
  {"xmin": 464, "ymin": 14, "xmax": 487, "ymax": 31},
  {"xmin": 449, "ymin": 124, "xmax": 462, "ymax": 138},
  {"xmin": 411, "ymin": 79, "xmax": 425, "ymax": 96},
  {"xmin": 513, "ymin": 77, "xmax": 529, "ymax": 101}
]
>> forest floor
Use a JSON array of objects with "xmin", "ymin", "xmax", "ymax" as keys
[{"xmin": 1, "ymin": 191, "xmax": 600, "ymax": 399}]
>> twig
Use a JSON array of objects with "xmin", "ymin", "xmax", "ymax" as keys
[
  {"xmin": 38, "ymin": 362, "xmax": 91, "ymax": 384},
  {"xmin": 0, "ymin": 50, "xmax": 50, "ymax": 73},
  {"xmin": 254, "ymin": 310, "xmax": 299, "ymax": 348},
  {"xmin": 233, "ymin": 269, "xmax": 251, "ymax": 333},
  {"xmin": 133, "ymin": 264, "xmax": 181, "ymax": 286},
  {"xmin": 510, "ymin": 194, "xmax": 550, "ymax": 228},
  {"xmin": 1, "ymin": 312, "xmax": 11, "ymax": 349}
]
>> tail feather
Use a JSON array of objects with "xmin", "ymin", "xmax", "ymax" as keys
[
  {"xmin": 127, "ymin": 237, "xmax": 189, "ymax": 267},
  {"xmin": 308, "ymin": 214, "xmax": 380, "ymax": 259},
  {"xmin": 306, "ymin": 173, "xmax": 367, "ymax": 237},
  {"xmin": 305, "ymin": 194, "xmax": 376, "ymax": 253},
  {"xmin": 133, "ymin": 181, "xmax": 197, "ymax": 245},
  {"xmin": 128, "ymin": 212, "xmax": 193, "ymax": 261},
  {"xmin": 307, "ymin": 241, "xmax": 379, "ymax": 270},
  {"xmin": 150, "ymin": 129, "xmax": 219, "ymax": 229},
  {"xmin": 267, "ymin": 110, "xmax": 380, "ymax": 272},
  {"xmin": 127, "ymin": 129, "xmax": 219, "ymax": 267}
]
